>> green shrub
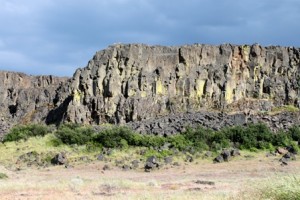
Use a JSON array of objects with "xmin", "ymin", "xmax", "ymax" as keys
[
  {"xmin": 143, "ymin": 149, "xmax": 173, "ymax": 159},
  {"xmin": 92, "ymin": 126, "xmax": 136, "ymax": 148},
  {"xmin": 222, "ymin": 123, "xmax": 275, "ymax": 150},
  {"xmin": 3, "ymin": 124, "xmax": 50, "ymax": 142},
  {"xmin": 0, "ymin": 172, "xmax": 8, "ymax": 179},
  {"xmin": 271, "ymin": 131, "xmax": 292, "ymax": 146},
  {"xmin": 85, "ymin": 141, "xmax": 102, "ymax": 152},
  {"xmin": 55, "ymin": 124, "xmax": 95, "ymax": 145},
  {"xmin": 167, "ymin": 135, "xmax": 191, "ymax": 151},
  {"xmin": 139, "ymin": 135, "xmax": 166, "ymax": 148},
  {"xmin": 287, "ymin": 126, "xmax": 300, "ymax": 141}
]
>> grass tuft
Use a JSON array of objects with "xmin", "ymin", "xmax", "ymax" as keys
[{"xmin": 0, "ymin": 172, "xmax": 8, "ymax": 179}]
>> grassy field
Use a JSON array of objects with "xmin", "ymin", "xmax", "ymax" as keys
[{"xmin": 0, "ymin": 134, "xmax": 300, "ymax": 199}]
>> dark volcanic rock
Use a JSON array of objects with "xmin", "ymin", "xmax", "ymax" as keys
[
  {"xmin": 214, "ymin": 148, "xmax": 240, "ymax": 163},
  {"xmin": 51, "ymin": 152, "xmax": 68, "ymax": 165},
  {"xmin": 144, "ymin": 156, "xmax": 159, "ymax": 172},
  {"xmin": 213, "ymin": 155, "xmax": 224, "ymax": 163},
  {"xmin": 0, "ymin": 71, "xmax": 68, "ymax": 137},
  {"xmin": 49, "ymin": 44, "xmax": 300, "ymax": 128}
]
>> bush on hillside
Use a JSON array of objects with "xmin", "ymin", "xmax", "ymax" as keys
[
  {"xmin": 55, "ymin": 124, "xmax": 95, "ymax": 145},
  {"xmin": 3, "ymin": 124, "xmax": 49, "ymax": 142},
  {"xmin": 287, "ymin": 125, "xmax": 300, "ymax": 141}
]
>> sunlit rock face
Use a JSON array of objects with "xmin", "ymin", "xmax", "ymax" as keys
[{"xmin": 50, "ymin": 44, "xmax": 300, "ymax": 125}]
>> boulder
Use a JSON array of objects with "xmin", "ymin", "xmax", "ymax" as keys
[
  {"xmin": 144, "ymin": 156, "xmax": 159, "ymax": 172},
  {"xmin": 283, "ymin": 152, "xmax": 296, "ymax": 160},
  {"xmin": 97, "ymin": 154, "xmax": 105, "ymax": 161},
  {"xmin": 131, "ymin": 160, "xmax": 139, "ymax": 169},
  {"xmin": 204, "ymin": 151, "xmax": 213, "ymax": 157},
  {"xmin": 286, "ymin": 146, "xmax": 297, "ymax": 154},
  {"xmin": 276, "ymin": 147, "xmax": 288, "ymax": 155},
  {"xmin": 230, "ymin": 149, "xmax": 240, "ymax": 157},
  {"xmin": 185, "ymin": 155, "xmax": 194, "ymax": 163},
  {"xmin": 221, "ymin": 149, "xmax": 231, "ymax": 162},
  {"xmin": 102, "ymin": 164, "xmax": 111, "ymax": 171},
  {"xmin": 164, "ymin": 156, "xmax": 173, "ymax": 164},
  {"xmin": 51, "ymin": 152, "xmax": 67, "ymax": 165},
  {"xmin": 122, "ymin": 165, "xmax": 131, "ymax": 171},
  {"xmin": 213, "ymin": 155, "xmax": 224, "ymax": 163}
]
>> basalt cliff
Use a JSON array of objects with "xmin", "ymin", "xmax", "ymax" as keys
[{"xmin": 1, "ymin": 43, "xmax": 300, "ymax": 136}]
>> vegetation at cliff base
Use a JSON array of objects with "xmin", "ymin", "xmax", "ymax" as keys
[
  {"xmin": 2, "ymin": 123, "xmax": 300, "ymax": 154},
  {"xmin": 2, "ymin": 124, "xmax": 50, "ymax": 142}
]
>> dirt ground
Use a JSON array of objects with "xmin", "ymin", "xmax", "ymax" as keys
[{"xmin": 0, "ymin": 154, "xmax": 299, "ymax": 200}]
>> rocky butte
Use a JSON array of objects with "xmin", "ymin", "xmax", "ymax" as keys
[{"xmin": 1, "ymin": 43, "xmax": 300, "ymax": 137}]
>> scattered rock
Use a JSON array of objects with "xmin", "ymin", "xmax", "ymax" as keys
[
  {"xmin": 214, "ymin": 148, "xmax": 240, "ymax": 163},
  {"xmin": 213, "ymin": 155, "xmax": 224, "ymax": 163},
  {"xmin": 79, "ymin": 156, "xmax": 90, "ymax": 162},
  {"xmin": 185, "ymin": 155, "xmax": 194, "ymax": 163},
  {"xmin": 17, "ymin": 151, "xmax": 43, "ymax": 167},
  {"xmin": 204, "ymin": 151, "xmax": 212, "ymax": 157},
  {"xmin": 131, "ymin": 160, "xmax": 139, "ymax": 169},
  {"xmin": 283, "ymin": 152, "xmax": 296, "ymax": 160},
  {"xmin": 122, "ymin": 165, "xmax": 131, "ymax": 171},
  {"xmin": 102, "ymin": 148, "xmax": 113, "ymax": 156},
  {"xmin": 51, "ymin": 152, "xmax": 68, "ymax": 165},
  {"xmin": 266, "ymin": 152, "xmax": 276, "ymax": 157},
  {"xmin": 97, "ymin": 154, "xmax": 105, "ymax": 161},
  {"xmin": 221, "ymin": 149, "xmax": 231, "ymax": 162},
  {"xmin": 65, "ymin": 164, "xmax": 73, "ymax": 169},
  {"xmin": 103, "ymin": 164, "xmax": 111, "ymax": 171},
  {"xmin": 230, "ymin": 149, "xmax": 240, "ymax": 157},
  {"xmin": 195, "ymin": 180, "xmax": 215, "ymax": 185},
  {"xmin": 286, "ymin": 146, "xmax": 297, "ymax": 154},
  {"xmin": 276, "ymin": 147, "xmax": 288, "ymax": 155},
  {"xmin": 164, "ymin": 156, "xmax": 173, "ymax": 164},
  {"xmin": 144, "ymin": 156, "xmax": 159, "ymax": 172},
  {"xmin": 115, "ymin": 160, "xmax": 125, "ymax": 167}
]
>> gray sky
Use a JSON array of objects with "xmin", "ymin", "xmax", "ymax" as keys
[{"xmin": 1, "ymin": 0, "xmax": 300, "ymax": 76}]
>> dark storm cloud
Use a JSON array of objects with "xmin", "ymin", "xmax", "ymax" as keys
[{"xmin": 0, "ymin": 0, "xmax": 299, "ymax": 76}]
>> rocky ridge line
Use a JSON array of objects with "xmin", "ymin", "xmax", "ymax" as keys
[{"xmin": 1, "ymin": 43, "xmax": 300, "ymax": 136}]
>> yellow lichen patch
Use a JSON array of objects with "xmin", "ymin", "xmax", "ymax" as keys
[
  {"xmin": 253, "ymin": 65, "xmax": 261, "ymax": 82},
  {"xmin": 73, "ymin": 89, "xmax": 82, "ymax": 103},
  {"xmin": 128, "ymin": 89, "xmax": 136, "ymax": 97},
  {"xmin": 242, "ymin": 45, "xmax": 250, "ymax": 62},
  {"xmin": 140, "ymin": 91, "xmax": 147, "ymax": 98},
  {"xmin": 259, "ymin": 77, "xmax": 265, "ymax": 98},
  {"xmin": 195, "ymin": 79, "xmax": 206, "ymax": 98},
  {"xmin": 155, "ymin": 80, "xmax": 165, "ymax": 95},
  {"xmin": 225, "ymin": 82, "xmax": 235, "ymax": 104}
]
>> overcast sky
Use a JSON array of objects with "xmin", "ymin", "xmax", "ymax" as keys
[{"xmin": 1, "ymin": 0, "xmax": 300, "ymax": 76}]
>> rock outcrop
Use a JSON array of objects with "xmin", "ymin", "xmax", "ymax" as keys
[
  {"xmin": 48, "ymin": 44, "xmax": 300, "ymax": 125},
  {"xmin": 0, "ymin": 71, "xmax": 68, "ymax": 136},
  {"xmin": 1, "ymin": 43, "xmax": 300, "ymax": 136}
]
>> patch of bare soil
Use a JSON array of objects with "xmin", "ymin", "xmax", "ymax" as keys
[{"xmin": 0, "ymin": 155, "xmax": 300, "ymax": 200}]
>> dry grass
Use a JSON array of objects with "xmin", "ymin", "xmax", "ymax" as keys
[
  {"xmin": 0, "ymin": 152, "xmax": 299, "ymax": 199},
  {"xmin": 0, "ymin": 136, "xmax": 300, "ymax": 199}
]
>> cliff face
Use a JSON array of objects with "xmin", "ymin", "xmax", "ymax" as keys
[
  {"xmin": 1, "ymin": 43, "xmax": 300, "ymax": 136},
  {"xmin": 48, "ymin": 44, "xmax": 300, "ymax": 125},
  {"xmin": 0, "ymin": 71, "xmax": 68, "ymax": 135}
]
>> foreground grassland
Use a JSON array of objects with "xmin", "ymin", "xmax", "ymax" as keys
[
  {"xmin": 0, "ymin": 123, "xmax": 300, "ymax": 199},
  {"xmin": 0, "ymin": 149, "xmax": 300, "ymax": 200}
]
